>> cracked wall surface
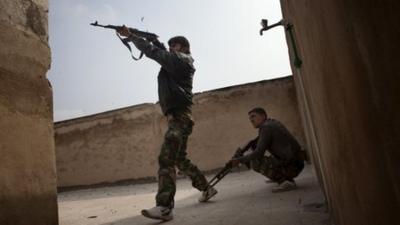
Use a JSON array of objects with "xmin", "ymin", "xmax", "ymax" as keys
[
  {"xmin": 0, "ymin": 0, "xmax": 58, "ymax": 225},
  {"xmin": 55, "ymin": 77, "xmax": 306, "ymax": 188}
]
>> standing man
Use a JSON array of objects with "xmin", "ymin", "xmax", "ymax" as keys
[
  {"xmin": 230, "ymin": 107, "xmax": 305, "ymax": 192},
  {"xmin": 117, "ymin": 27, "xmax": 217, "ymax": 221}
]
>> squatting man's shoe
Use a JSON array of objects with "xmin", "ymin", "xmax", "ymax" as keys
[
  {"xmin": 198, "ymin": 186, "xmax": 218, "ymax": 202},
  {"xmin": 271, "ymin": 180, "xmax": 297, "ymax": 193},
  {"xmin": 141, "ymin": 206, "xmax": 173, "ymax": 221}
]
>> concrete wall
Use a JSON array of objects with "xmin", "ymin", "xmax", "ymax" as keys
[
  {"xmin": 55, "ymin": 76, "xmax": 306, "ymax": 188},
  {"xmin": 0, "ymin": 1, "xmax": 58, "ymax": 225},
  {"xmin": 280, "ymin": 1, "xmax": 400, "ymax": 225}
]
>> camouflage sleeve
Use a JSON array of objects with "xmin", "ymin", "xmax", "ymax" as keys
[
  {"xmin": 128, "ymin": 35, "xmax": 181, "ymax": 73},
  {"xmin": 237, "ymin": 126, "xmax": 272, "ymax": 163}
]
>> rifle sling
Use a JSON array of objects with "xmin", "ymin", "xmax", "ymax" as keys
[{"xmin": 116, "ymin": 32, "xmax": 144, "ymax": 61}]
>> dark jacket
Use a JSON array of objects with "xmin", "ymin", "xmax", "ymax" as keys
[
  {"xmin": 238, "ymin": 118, "xmax": 303, "ymax": 165},
  {"xmin": 129, "ymin": 36, "xmax": 195, "ymax": 115}
]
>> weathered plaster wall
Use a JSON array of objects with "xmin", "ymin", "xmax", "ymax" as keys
[
  {"xmin": 55, "ymin": 104, "xmax": 162, "ymax": 187},
  {"xmin": 280, "ymin": 0, "xmax": 400, "ymax": 224},
  {"xmin": 55, "ymin": 76, "xmax": 305, "ymax": 188},
  {"xmin": 0, "ymin": 1, "xmax": 58, "ymax": 225}
]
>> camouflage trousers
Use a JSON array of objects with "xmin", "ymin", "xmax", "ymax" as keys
[
  {"xmin": 156, "ymin": 110, "xmax": 208, "ymax": 208},
  {"xmin": 251, "ymin": 155, "xmax": 304, "ymax": 183}
]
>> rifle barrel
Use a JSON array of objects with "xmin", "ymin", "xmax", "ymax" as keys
[{"xmin": 91, "ymin": 21, "xmax": 158, "ymax": 39}]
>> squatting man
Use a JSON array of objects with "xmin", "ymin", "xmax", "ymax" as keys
[{"xmin": 229, "ymin": 107, "xmax": 305, "ymax": 192}]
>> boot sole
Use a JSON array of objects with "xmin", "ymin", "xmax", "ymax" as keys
[{"xmin": 141, "ymin": 210, "xmax": 173, "ymax": 221}]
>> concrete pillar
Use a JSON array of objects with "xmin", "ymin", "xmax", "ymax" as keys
[
  {"xmin": 280, "ymin": 0, "xmax": 400, "ymax": 224},
  {"xmin": 0, "ymin": 1, "xmax": 58, "ymax": 225}
]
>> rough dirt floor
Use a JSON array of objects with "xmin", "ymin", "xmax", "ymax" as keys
[{"xmin": 58, "ymin": 165, "xmax": 330, "ymax": 225}]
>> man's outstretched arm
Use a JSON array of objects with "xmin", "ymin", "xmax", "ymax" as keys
[
  {"xmin": 117, "ymin": 26, "xmax": 181, "ymax": 73},
  {"xmin": 129, "ymin": 35, "xmax": 182, "ymax": 73}
]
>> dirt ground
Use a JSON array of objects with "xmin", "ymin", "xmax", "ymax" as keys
[{"xmin": 58, "ymin": 165, "xmax": 330, "ymax": 225}]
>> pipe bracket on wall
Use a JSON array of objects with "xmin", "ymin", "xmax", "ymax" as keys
[{"xmin": 260, "ymin": 19, "xmax": 302, "ymax": 68}]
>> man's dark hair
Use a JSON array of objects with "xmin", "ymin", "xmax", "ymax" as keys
[
  {"xmin": 168, "ymin": 36, "xmax": 191, "ymax": 54},
  {"xmin": 248, "ymin": 107, "xmax": 267, "ymax": 118}
]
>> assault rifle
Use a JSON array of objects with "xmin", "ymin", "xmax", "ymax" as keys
[
  {"xmin": 205, "ymin": 137, "xmax": 258, "ymax": 190},
  {"xmin": 90, "ymin": 21, "xmax": 165, "ymax": 60}
]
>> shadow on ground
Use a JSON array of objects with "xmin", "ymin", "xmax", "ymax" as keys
[{"xmin": 59, "ymin": 165, "xmax": 330, "ymax": 225}]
